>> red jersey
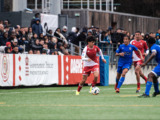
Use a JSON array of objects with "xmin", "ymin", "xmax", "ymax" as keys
[
  {"xmin": 82, "ymin": 45, "xmax": 100, "ymax": 67},
  {"xmin": 130, "ymin": 40, "xmax": 148, "ymax": 61}
]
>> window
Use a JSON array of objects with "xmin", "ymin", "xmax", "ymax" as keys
[{"xmin": 27, "ymin": 0, "xmax": 35, "ymax": 9}]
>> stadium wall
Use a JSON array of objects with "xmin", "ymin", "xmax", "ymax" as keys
[{"xmin": 61, "ymin": 9, "xmax": 160, "ymax": 34}]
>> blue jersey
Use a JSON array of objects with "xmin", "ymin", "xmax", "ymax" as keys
[
  {"xmin": 116, "ymin": 44, "xmax": 138, "ymax": 64},
  {"xmin": 151, "ymin": 44, "xmax": 160, "ymax": 64}
]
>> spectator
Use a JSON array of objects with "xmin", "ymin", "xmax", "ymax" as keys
[
  {"xmin": 28, "ymin": 49, "xmax": 33, "ymax": 54},
  {"xmin": 11, "ymin": 45, "xmax": 19, "ymax": 54},
  {"xmin": 32, "ymin": 18, "xmax": 43, "ymax": 36},
  {"xmin": 31, "ymin": 39, "xmax": 43, "ymax": 52},
  {"xmin": 61, "ymin": 26, "xmax": 68, "ymax": 39},
  {"xmin": 27, "ymin": 27, "xmax": 33, "ymax": 41},
  {"xmin": 0, "ymin": 32, "xmax": 8, "ymax": 46},
  {"xmin": 67, "ymin": 27, "xmax": 77, "ymax": 44},
  {"xmin": 4, "ymin": 47, "xmax": 11, "ymax": 53},
  {"xmin": 30, "ymin": 13, "xmax": 40, "ymax": 27},
  {"xmin": 54, "ymin": 28, "xmax": 67, "ymax": 44},
  {"xmin": 0, "ymin": 24, "xmax": 4, "ymax": 36},
  {"xmin": 6, "ymin": 42, "xmax": 12, "ymax": 51}
]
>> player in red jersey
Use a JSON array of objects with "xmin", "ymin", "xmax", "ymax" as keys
[
  {"xmin": 76, "ymin": 36, "xmax": 106, "ymax": 95},
  {"xmin": 130, "ymin": 31, "xmax": 149, "ymax": 93}
]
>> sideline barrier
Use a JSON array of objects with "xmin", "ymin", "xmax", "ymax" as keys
[
  {"xmin": 0, "ymin": 54, "xmax": 110, "ymax": 87},
  {"xmin": 100, "ymin": 56, "xmax": 109, "ymax": 86}
]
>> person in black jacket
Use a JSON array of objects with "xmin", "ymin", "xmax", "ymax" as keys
[{"xmin": 0, "ymin": 32, "xmax": 8, "ymax": 46}]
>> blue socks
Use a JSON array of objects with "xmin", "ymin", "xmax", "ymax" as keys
[
  {"xmin": 117, "ymin": 77, "xmax": 125, "ymax": 89},
  {"xmin": 145, "ymin": 81, "xmax": 153, "ymax": 96},
  {"xmin": 153, "ymin": 82, "xmax": 159, "ymax": 93}
]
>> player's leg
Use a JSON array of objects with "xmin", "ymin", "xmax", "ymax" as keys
[
  {"xmin": 151, "ymin": 65, "xmax": 160, "ymax": 97},
  {"xmin": 138, "ymin": 72, "xmax": 154, "ymax": 97},
  {"xmin": 116, "ymin": 68, "xmax": 129, "ymax": 93},
  {"xmin": 152, "ymin": 75, "xmax": 160, "ymax": 97},
  {"xmin": 89, "ymin": 66, "xmax": 99, "ymax": 93},
  {"xmin": 139, "ymin": 69, "xmax": 147, "ymax": 83},
  {"xmin": 139, "ymin": 65, "xmax": 160, "ymax": 98},
  {"xmin": 115, "ymin": 72, "xmax": 121, "ymax": 90},
  {"xmin": 115, "ymin": 66, "xmax": 122, "ymax": 90},
  {"xmin": 135, "ymin": 65, "xmax": 141, "ymax": 93},
  {"xmin": 76, "ymin": 75, "xmax": 88, "ymax": 95}
]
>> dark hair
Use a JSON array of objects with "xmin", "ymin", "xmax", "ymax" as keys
[
  {"xmin": 123, "ymin": 35, "xmax": 130, "ymax": 40},
  {"xmin": 135, "ymin": 31, "xmax": 141, "ymax": 34},
  {"xmin": 147, "ymin": 37, "xmax": 156, "ymax": 44},
  {"xmin": 86, "ymin": 36, "xmax": 96, "ymax": 43}
]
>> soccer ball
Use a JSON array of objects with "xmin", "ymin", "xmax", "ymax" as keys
[{"xmin": 91, "ymin": 87, "xmax": 100, "ymax": 95}]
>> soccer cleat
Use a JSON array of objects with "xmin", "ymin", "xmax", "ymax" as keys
[
  {"xmin": 136, "ymin": 88, "xmax": 140, "ymax": 93},
  {"xmin": 116, "ymin": 88, "xmax": 120, "ymax": 93},
  {"xmin": 138, "ymin": 93, "xmax": 150, "ymax": 98},
  {"xmin": 114, "ymin": 83, "xmax": 118, "ymax": 90},
  {"xmin": 152, "ymin": 91, "xmax": 160, "ymax": 97},
  {"xmin": 89, "ymin": 86, "xmax": 92, "ymax": 93},
  {"xmin": 76, "ymin": 91, "xmax": 80, "ymax": 95}
]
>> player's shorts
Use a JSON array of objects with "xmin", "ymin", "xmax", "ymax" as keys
[
  {"xmin": 82, "ymin": 65, "xmax": 99, "ymax": 76},
  {"xmin": 133, "ymin": 60, "xmax": 143, "ymax": 67},
  {"xmin": 151, "ymin": 64, "xmax": 160, "ymax": 77},
  {"xmin": 117, "ymin": 62, "xmax": 132, "ymax": 74}
]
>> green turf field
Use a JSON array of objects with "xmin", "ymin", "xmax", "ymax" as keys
[{"xmin": 0, "ymin": 85, "xmax": 160, "ymax": 120}]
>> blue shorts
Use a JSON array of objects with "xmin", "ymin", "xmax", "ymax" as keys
[
  {"xmin": 117, "ymin": 62, "xmax": 132, "ymax": 74},
  {"xmin": 151, "ymin": 64, "xmax": 160, "ymax": 77}
]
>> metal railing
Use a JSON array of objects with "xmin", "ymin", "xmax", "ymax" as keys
[{"xmin": 78, "ymin": 41, "xmax": 157, "ymax": 68}]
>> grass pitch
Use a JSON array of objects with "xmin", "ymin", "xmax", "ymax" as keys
[{"xmin": 0, "ymin": 85, "xmax": 160, "ymax": 120}]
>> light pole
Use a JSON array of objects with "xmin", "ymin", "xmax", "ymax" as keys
[{"xmin": 111, "ymin": 0, "xmax": 114, "ymax": 12}]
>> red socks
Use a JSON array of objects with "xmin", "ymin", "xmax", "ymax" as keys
[
  {"xmin": 137, "ymin": 83, "xmax": 140, "ymax": 89},
  {"xmin": 77, "ymin": 84, "xmax": 82, "ymax": 92},
  {"xmin": 92, "ymin": 81, "xmax": 97, "ymax": 87}
]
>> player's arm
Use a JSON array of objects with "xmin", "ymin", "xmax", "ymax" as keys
[
  {"xmin": 115, "ymin": 46, "xmax": 124, "ymax": 56},
  {"xmin": 144, "ymin": 41, "xmax": 149, "ymax": 56},
  {"xmin": 98, "ymin": 49, "xmax": 106, "ymax": 63},
  {"xmin": 137, "ymin": 49, "xmax": 144, "ymax": 61},
  {"xmin": 141, "ymin": 50, "xmax": 156, "ymax": 67},
  {"xmin": 81, "ymin": 47, "xmax": 91, "ymax": 61}
]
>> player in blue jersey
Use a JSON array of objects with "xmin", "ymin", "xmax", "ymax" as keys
[
  {"xmin": 139, "ymin": 37, "xmax": 160, "ymax": 98},
  {"xmin": 115, "ymin": 35, "xmax": 144, "ymax": 93}
]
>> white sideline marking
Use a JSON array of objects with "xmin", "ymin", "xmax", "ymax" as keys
[{"xmin": 0, "ymin": 87, "xmax": 145, "ymax": 95}]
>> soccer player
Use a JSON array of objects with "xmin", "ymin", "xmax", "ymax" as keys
[
  {"xmin": 130, "ymin": 31, "xmax": 149, "ymax": 93},
  {"xmin": 115, "ymin": 35, "xmax": 143, "ymax": 93},
  {"xmin": 76, "ymin": 36, "xmax": 106, "ymax": 95},
  {"xmin": 139, "ymin": 37, "xmax": 160, "ymax": 98}
]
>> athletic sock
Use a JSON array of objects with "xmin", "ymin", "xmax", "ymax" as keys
[
  {"xmin": 145, "ymin": 81, "xmax": 153, "ymax": 96},
  {"xmin": 144, "ymin": 76, "xmax": 147, "ymax": 82},
  {"xmin": 92, "ymin": 81, "xmax": 97, "ymax": 87},
  {"xmin": 137, "ymin": 83, "xmax": 140, "ymax": 89},
  {"xmin": 77, "ymin": 84, "xmax": 83, "ymax": 92},
  {"xmin": 153, "ymin": 82, "xmax": 160, "ymax": 93},
  {"xmin": 117, "ymin": 77, "xmax": 125, "ymax": 89}
]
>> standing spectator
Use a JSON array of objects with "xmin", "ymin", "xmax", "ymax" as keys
[
  {"xmin": 32, "ymin": 18, "xmax": 43, "ymax": 37},
  {"xmin": 30, "ymin": 13, "xmax": 40, "ymax": 27},
  {"xmin": 61, "ymin": 26, "xmax": 68, "ymax": 39}
]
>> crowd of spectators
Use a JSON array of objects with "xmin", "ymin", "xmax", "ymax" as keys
[{"xmin": 0, "ymin": 13, "xmax": 160, "ymax": 56}]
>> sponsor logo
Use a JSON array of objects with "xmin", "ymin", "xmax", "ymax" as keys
[
  {"xmin": 1, "ymin": 55, "xmax": 10, "ymax": 82},
  {"xmin": 70, "ymin": 59, "xmax": 83, "ymax": 73}
]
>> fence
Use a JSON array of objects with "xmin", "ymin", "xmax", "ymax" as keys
[{"xmin": 78, "ymin": 41, "xmax": 157, "ymax": 68}]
